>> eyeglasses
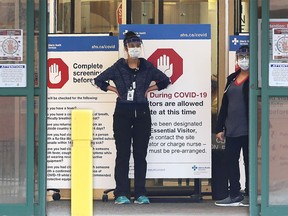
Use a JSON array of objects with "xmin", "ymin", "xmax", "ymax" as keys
[{"xmin": 237, "ymin": 54, "xmax": 249, "ymax": 60}]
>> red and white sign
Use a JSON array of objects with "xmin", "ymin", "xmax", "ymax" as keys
[
  {"xmin": 47, "ymin": 58, "xmax": 69, "ymax": 89},
  {"xmin": 119, "ymin": 24, "xmax": 211, "ymax": 179},
  {"xmin": 148, "ymin": 48, "xmax": 183, "ymax": 84}
]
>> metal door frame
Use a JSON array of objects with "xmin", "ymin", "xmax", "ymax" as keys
[
  {"xmin": 250, "ymin": 0, "xmax": 288, "ymax": 215},
  {"xmin": 0, "ymin": 1, "xmax": 47, "ymax": 215}
]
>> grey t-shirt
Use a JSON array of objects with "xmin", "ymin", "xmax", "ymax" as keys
[{"xmin": 225, "ymin": 80, "xmax": 248, "ymax": 137}]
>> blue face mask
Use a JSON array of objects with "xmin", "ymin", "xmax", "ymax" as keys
[{"xmin": 128, "ymin": 47, "xmax": 141, "ymax": 59}]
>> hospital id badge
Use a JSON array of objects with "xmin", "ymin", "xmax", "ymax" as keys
[{"xmin": 127, "ymin": 89, "xmax": 134, "ymax": 101}]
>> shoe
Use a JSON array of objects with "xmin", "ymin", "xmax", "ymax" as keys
[
  {"xmin": 115, "ymin": 196, "xmax": 130, "ymax": 204},
  {"xmin": 215, "ymin": 194, "xmax": 244, "ymax": 207},
  {"xmin": 134, "ymin": 196, "xmax": 150, "ymax": 204},
  {"xmin": 240, "ymin": 189, "xmax": 249, "ymax": 197},
  {"xmin": 239, "ymin": 196, "xmax": 249, "ymax": 207}
]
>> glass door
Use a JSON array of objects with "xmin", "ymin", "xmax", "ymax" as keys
[
  {"xmin": 0, "ymin": 97, "xmax": 27, "ymax": 204},
  {"xmin": 0, "ymin": 1, "xmax": 47, "ymax": 215},
  {"xmin": 251, "ymin": 0, "xmax": 288, "ymax": 215}
]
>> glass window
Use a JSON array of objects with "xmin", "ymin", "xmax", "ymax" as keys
[
  {"xmin": 35, "ymin": 1, "xmax": 40, "ymax": 88},
  {"xmin": 0, "ymin": 97, "xmax": 27, "ymax": 203},
  {"xmin": 56, "ymin": 0, "xmax": 72, "ymax": 33},
  {"xmin": 269, "ymin": 97, "xmax": 288, "ymax": 205},
  {"xmin": 163, "ymin": 0, "xmax": 215, "ymax": 24},
  {"xmin": 270, "ymin": 0, "xmax": 288, "ymax": 18},
  {"xmin": 0, "ymin": 0, "xmax": 28, "ymax": 204},
  {"xmin": 81, "ymin": 0, "xmax": 121, "ymax": 34},
  {"xmin": 241, "ymin": 0, "xmax": 249, "ymax": 33},
  {"xmin": 54, "ymin": 0, "xmax": 121, "ymax": 34},
  {"xmin": 131, "ymin": 0, "xmax": 155, "ymax": 24}
]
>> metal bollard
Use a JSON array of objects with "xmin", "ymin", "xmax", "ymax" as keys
[{"xmin": 71, "ymin": 109, "xmax": 93, "ymax": 216}]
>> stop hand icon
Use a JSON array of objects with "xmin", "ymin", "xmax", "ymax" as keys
[
  {"xmin": 148, "ymin": 48, "xmax": 183, "ymax": 84},
  {"xmin": 47, "ymin": 58, "xmax": 69, "ymax": 89}
]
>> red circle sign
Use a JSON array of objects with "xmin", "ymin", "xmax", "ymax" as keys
[
  {"xmin": 47, "ymin": 58, "xmax": 69, "ymax": 89},
  {"xmin": 148, "ymin": 48, "xmax": 183, "ymax": 84}
]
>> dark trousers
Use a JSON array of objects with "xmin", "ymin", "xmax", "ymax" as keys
[
  {"xmin": 225, "ymin": 135, "xmax": 249, "ymax": 198},
  {"xmin": 113, "ymin": 103, "xmax": 151, "ymax": 199}
]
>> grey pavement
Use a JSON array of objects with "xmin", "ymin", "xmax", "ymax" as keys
[{"xmin": 47, "ymin": 199, "xmax": 250, "ymax": 216}]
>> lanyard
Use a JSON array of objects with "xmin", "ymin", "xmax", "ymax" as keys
[{"xmin": 130, "ymin": 73, "xmax": 137, "ymax": 90}]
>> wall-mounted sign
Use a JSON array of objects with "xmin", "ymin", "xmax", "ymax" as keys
[
  {"xmin": 0, "ymin": 64, "xmax": 26, "ymax": 87},
  {"xmin": 269, "ymin": 63, "xmax": 288, "ymax": 86},
  {"xmin": 119, "ymin": 24, "xmax": 212, "ymax": 179},
  {"xmin": 0, "ymin": 29, "xmax": 23, "ymax": 61},
  {"xmin": 272, "ymin": 28, "xmax": 288, "ymax": 60}
]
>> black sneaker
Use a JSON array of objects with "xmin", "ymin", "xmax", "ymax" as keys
[{"xmin": 215, "ymin": 194, "xmax": 244, "ymax": 207}]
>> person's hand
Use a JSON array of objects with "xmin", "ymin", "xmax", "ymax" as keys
[
  {"xmin": 49, "ymin": 63, "xmax": 61, "ymax": 84},
  {"xmin": 107, "ymin": 86, "xmax": 120, "ymax": 97},
  {"xmin": 216, "ymin": 132, "xmax": 225, "ymax": 142},
  {"xmin": 157, "ymin": 54, "xmax": 173, "ymax": 77},
  {"xmin": 145, "ymin": 85, "xmax": 158, "ymax": 97}
]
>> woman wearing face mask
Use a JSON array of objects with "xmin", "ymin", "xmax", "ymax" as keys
[
  {"xmin": 214, "ymin": 45, "xmax": 249, "ymax": 207},
  {"xmin": 94, "ymin": 31, "xmax": 170, "ymax": 204}
]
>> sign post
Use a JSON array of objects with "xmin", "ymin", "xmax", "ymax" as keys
[{"xmin": 71, "ymin": 109, "xmax": 93, "ymax": 216}]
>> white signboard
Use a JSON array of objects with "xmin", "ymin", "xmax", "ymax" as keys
[
  {"xmin": 119, "ymin": 24, "xmax": 212, "ymax": 178},
  {"xmin": 0, "ymin": 29, "xmax": 23, "ymax": 61},
  {"xmin": 272, "ymin": 28, "xmax": 288, "ymax": 60},
  {"xmin": 0, "ymin": 64, "xmax": 26, "ymax": 87},
  {"xmin": 47, "ymin": 35, "xmax": 118, "ymax": 189},
  {"xmin": 48, "ymin": 25, "xmax": 212, "ymax": 190},
  {"xmin": 269, "ymin": 63, "xmax": 288, "ymax": 86},
  {"xmin": 257, "ymin": 19, "xmax": 288, "ymax": 87}
]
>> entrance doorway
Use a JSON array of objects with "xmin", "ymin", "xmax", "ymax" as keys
[{"xmin": 0, "ymin": 1, "xmax": 47, "ymax": 215}]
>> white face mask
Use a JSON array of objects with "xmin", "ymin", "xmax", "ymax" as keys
[
  {"xmin": 238, "ymin": 59, "xmax": 249, "ymax": 71},
  {"xmin": 128, "ymin": 47, "xmax": 142, "ymax": 59}
]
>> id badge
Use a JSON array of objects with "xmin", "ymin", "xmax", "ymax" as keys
[{"xmin": 127, "ymin": 89, "xmax": 134, "ymax": 101}]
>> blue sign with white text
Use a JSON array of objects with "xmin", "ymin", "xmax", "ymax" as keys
[
  {"xmin": 48, "ymin": 35, "xmax": 118, "ymax": 52},
  {"xmin": 119, "ymin": 24, "xmax": 211, "ymax": 40},
  {"xmin": 229, "ymin": 35, "xmax": 250, "ymax": 51}
]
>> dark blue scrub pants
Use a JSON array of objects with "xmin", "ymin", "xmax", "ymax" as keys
[
  {"xmin": 113, "ymin": 102, "xmax": 151, "ymax": 199},
  {"xmin": 225, "ymin": 135, "xmax": 249, "ymax": 198}
]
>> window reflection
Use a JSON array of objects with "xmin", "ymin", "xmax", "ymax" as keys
[
  {"xmin": 82, "ymin": 0, "xmax": 121, "ymax": 34},
  {"xmin": 56, "ymin": 0, "xmax": 72, "ymax": 33},
  {"xmin": 55, "ymin": 0, "xmax": 121, "ymax": 34},
  {"xmin": 270, "ymin": 0, "xmax": 288, "ymax": 18},
  {"xmin": 131, "ymin": 0, "xmax": 155, "ymax": 24},
  {"xmin": 161, "ymin": 0, "xmax": 217, "ymax": 25},
  {"xmin": 0, "ymin": 97, "xmax": 26, "ymax": 203},
  {"xmin": 269, "ymin": 97, "xmax": 288, "ymax": 205}
]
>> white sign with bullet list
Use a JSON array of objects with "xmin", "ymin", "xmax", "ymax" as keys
[
  {"xmin": 47, "ymin": 25, "xmax": 212, "ymax": 189},
  {"xmin": 119, "ymin": 24, "xmax": 212, "ymax": 178},
  {"xmin": 47, "ymin": 35, "xmax": 118, "ymax": 189}
]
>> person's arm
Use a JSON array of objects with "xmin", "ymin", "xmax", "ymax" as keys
[
  {"xmin": 144, "ymin": 67, "xmax": 170, "ymax": 97},
  {"xmin": 94, "ymin": 64, "xmax": 115, "ymax": 91},
  {"xmin": 155, "ymin": 76, "xmax": 170, "ymax": 90},
  {"xmin": 107, "ymin": 85, "xmax": 119, "ymax": 97},
  {"xmin": 215, "ymin": 94, "xmax": 227, "ymax": 135},
  {"xmin": 145, "ymin": 84, "xmax": 158, "ymax": 97}
]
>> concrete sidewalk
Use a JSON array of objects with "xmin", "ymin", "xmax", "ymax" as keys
[{"xmin": 47, "ymin": 199, "xmax": 250, "ymax": 216}]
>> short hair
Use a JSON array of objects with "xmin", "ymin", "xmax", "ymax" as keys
[
  {"xmin": 123, "ymin": 31, "xmax": 141, "ymax": 47},
  {"xmin": 236, "ymin": 45, "xmax": 249, "ymax": 55}
]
